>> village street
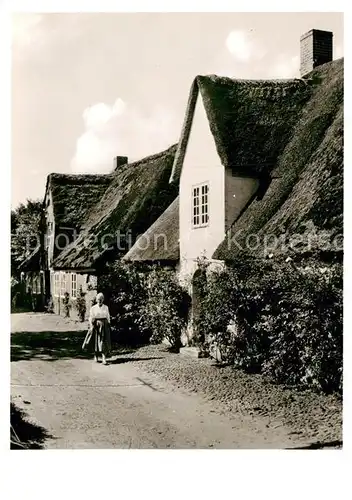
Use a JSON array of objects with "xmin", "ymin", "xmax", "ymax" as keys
[{"xmin": 11, "ymin": 313, "xmax": 342, "ymax": 449}]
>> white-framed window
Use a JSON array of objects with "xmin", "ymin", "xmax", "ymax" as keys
[
  {"xmin": 54, "ymin": 273, "xmax": 60, "ymax": 297},
  {"xmin": 71, "ymin": 273, "xmax": 77, "ymax": 298},
  {"xmin": 192, "ymin": 182, "xmax": 209, "ymax": 228},
  {"xmin": 60, "ymin": 273, "xmax": 66, "ymax": 297}
]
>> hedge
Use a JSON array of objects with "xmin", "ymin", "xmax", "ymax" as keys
[{"xmin": 195, "ymin": 258, "xmax": 342, "ymax": 393}]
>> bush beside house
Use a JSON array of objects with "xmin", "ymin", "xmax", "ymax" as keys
[
  {"xmin": 96, "ymin": 255, "xmax": 342, "ymax": 395},
  {"xmin": 62, "ymin": 292, "xmax": 71, "ymax": 318},
  {"xmin": 75, "ymin": 288, "xmax": 87, "ymax": 322},
  {"xmin": 141, "ymin": 267, "xmax": 191, "ymax": 352},
  {"xmin": 98, "ymin": 262, "xmax": 190, "ymax": 351},
  {"xmin": 98, "ymin": 262, "xmax": 151, "ymax": 346},
  {"xmin": 193, "ymin": 258, "xmax": 342, "ymax": 394}
]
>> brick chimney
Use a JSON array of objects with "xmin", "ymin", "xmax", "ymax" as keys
[
  {"xmin": 113, "ymin": 156, "xmax": 128, "ymax": 171},
  {"xmin": 300, "ymin": 29, "xmax": 333, "ymax": 78}
]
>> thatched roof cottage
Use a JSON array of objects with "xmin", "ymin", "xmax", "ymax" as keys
[
  {"xmin": 25, "ymin": 29, "xmax": 343, "ymax": 325},
  {"xmin": 37, "ymin": 146, "xmax": 178, "ymax": 317},
  {"xmin": 124, "ymin": 31, "xmax": 343, "ymax": 340}
]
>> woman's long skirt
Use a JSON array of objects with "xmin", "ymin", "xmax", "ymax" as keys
[{"xmin": 82, "ymin": 318, "xmax": 111, "ymax": 355}]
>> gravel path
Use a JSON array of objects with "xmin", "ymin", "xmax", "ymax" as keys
[
  {"xmin": 11, "ymin": 313, "xmax": 342, "ymax": 449},
  {"xmin": 117, "ymin": 345, "xmax": 342, "ymax": 448}
]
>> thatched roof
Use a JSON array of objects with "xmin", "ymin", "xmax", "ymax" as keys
[
  {"xmin": 53, "ymin": 145, "xmax": 178, "ymax": 270},
  {"xmin": 214, "ymin": 59, "xmax": 343, "ymax": 261},
  {"xmin": 122, "ymin": 60, "xmax": 343, "ymax": 265},
  {"xmin": 18, "ymin": 246, "xmax": 40, "ymax": 272},
  {"xmin": 170, "ymin": 75, "xmax": 313, "ymax": 183},
  {"xmin": 123, "ymin": 196, "xmax": 179, "ymax": 263},
  {"xmin": 47, "ymin": 173, "xmax": 113, "ymax": 229}
]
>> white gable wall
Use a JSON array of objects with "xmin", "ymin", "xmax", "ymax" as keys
[
  {"xmin": 177, "ymin": 89, "xmax": 264, "ymax": 344},
  {"xmin": 178, "ymin": 92, "xmax": 262, "ymax": 287},
  {"xmin": 179, "ymin": 93, "xmax": 225, "ymax": 284}
]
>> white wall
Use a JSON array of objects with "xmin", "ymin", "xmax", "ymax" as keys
[
  {"xmin": 50, "ymin": 271, "xmax": 97, "ymax": 319},
  {"xmin": 177, "ymin": 89, "xmax": 263, "ymax": 346},
  {"xmin": 179, "ymin": 93, "xmax": 225, "ymax": 283},
  {"xmin": 179, "ymin": 92, "xmax": 262, "ymax": 286}
]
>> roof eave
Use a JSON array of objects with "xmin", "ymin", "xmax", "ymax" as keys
[{"xmin": 169, "ymin": 79, "xmax": 200, "ymax": 184}]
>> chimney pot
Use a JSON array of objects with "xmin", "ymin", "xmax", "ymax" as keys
[
  {"xmin": 113, "ymin": 156, "xmax": 128, "ymax": 171},
  {"xmin": 300, "ymin": 29, "xmax": 333, "ymax": 78}
]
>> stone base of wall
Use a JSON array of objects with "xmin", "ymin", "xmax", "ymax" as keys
[{"xmin": 179, "ymin": 346, "xmax": 200, "ymax": 358}]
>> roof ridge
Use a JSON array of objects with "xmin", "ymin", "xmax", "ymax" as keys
[
  {"xmin": 196, "ymin": 74, "xmax": 304, "ymax": 85},
  {"xmin": 125, "ymin": 143, "xmax": 178, "ymax": 169},
  {"xmin": 48, "ymin": 173, "xmax": 113, "ymax": 186}
]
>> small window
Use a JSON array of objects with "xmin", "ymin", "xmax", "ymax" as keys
[
  {"xmin": 71, "ymin": 273, "xmax": 77, "ymax": 298},
  {"xmin": 60, "ymin": 273, "xmax": 66, "ymax": 297},
  {"xmin": 54, "ymin": 273, "xmax": 60, "ymax": 297},
  {"xmin": 192, "ymin": 183, "xmax": 209, "ymax": 228}
]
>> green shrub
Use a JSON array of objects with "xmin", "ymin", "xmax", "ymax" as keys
[
  {"xmin": 62, "ymin": 292, "xmax": 71, "ymax": 318},
  {"xmin": 45, "ymin": 296, "xmax": 54, "ymax": 314},
  {"xmin": 189, "ymin": 260, "xmax": 208, "ymax": 348},
  {"xmin": 192, "ymin": 266, "xmax": 238, "ymax": 361},
  {"xmin": 141, "ymin": 267, "xmax": 191, "ymax": 352},
  {"xmin": 75, "ymin": 287, "xmax": 87, "ymax": 322},
  {"xmin": 11, "ymin": 280, "xmax": 29, "ymax": 311},
  {"xmin": 98, "ymin": 262, "xmax": 151, "ymax": 346},
  {"xmin": 195, "ymin": 258, "xmax": 342, "ymax": 393},
  {"xmin": 261, "ymin": 263, "xmax": 342, "ymax": 392}
]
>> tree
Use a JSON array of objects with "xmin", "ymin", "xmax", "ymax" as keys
[{"xmin": 11, "ymin": 199, "xmax": 43, "ymax": 277}]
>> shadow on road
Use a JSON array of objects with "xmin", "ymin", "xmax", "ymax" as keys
[
  {"xmin": 11, "ymin": 330, "xmax": 135, "ymax": 362},
  {"xmin": 10, "ymin": 402, "xmax": 53, "ymax": 449},
  {"xmin": 109, "ymin": 356, "xmax": 163, "ymax": 364},
  {"xmin": 286, "ymin": 440, "xmax": 342, "ymax": 450}
]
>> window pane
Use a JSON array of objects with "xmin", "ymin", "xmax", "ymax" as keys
[
  {"xmin": 71, "ymin": 274, "xmax": 77, "ymax": 297},
  {"xmin": 192, "ymin": 183, "xmax": 209, "ymax": 227}
]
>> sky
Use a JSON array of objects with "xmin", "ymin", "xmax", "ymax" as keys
[{"xmin": 11, "ymin": 12, "xmax": 344, "ymax": 208}]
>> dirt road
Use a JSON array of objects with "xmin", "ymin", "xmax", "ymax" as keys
[{"xmin": 10, "ymin": 313, "xmax": 334, "ymax": 449}]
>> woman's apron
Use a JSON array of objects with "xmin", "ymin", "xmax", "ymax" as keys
[{"xmin": 82, "ymin": 318, "xmax": 111, "ymax": 354}]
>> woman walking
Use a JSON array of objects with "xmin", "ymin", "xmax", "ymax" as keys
[{"xmin": 82, "ymin": 292, "xmax": 112, "ymax": 365}]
